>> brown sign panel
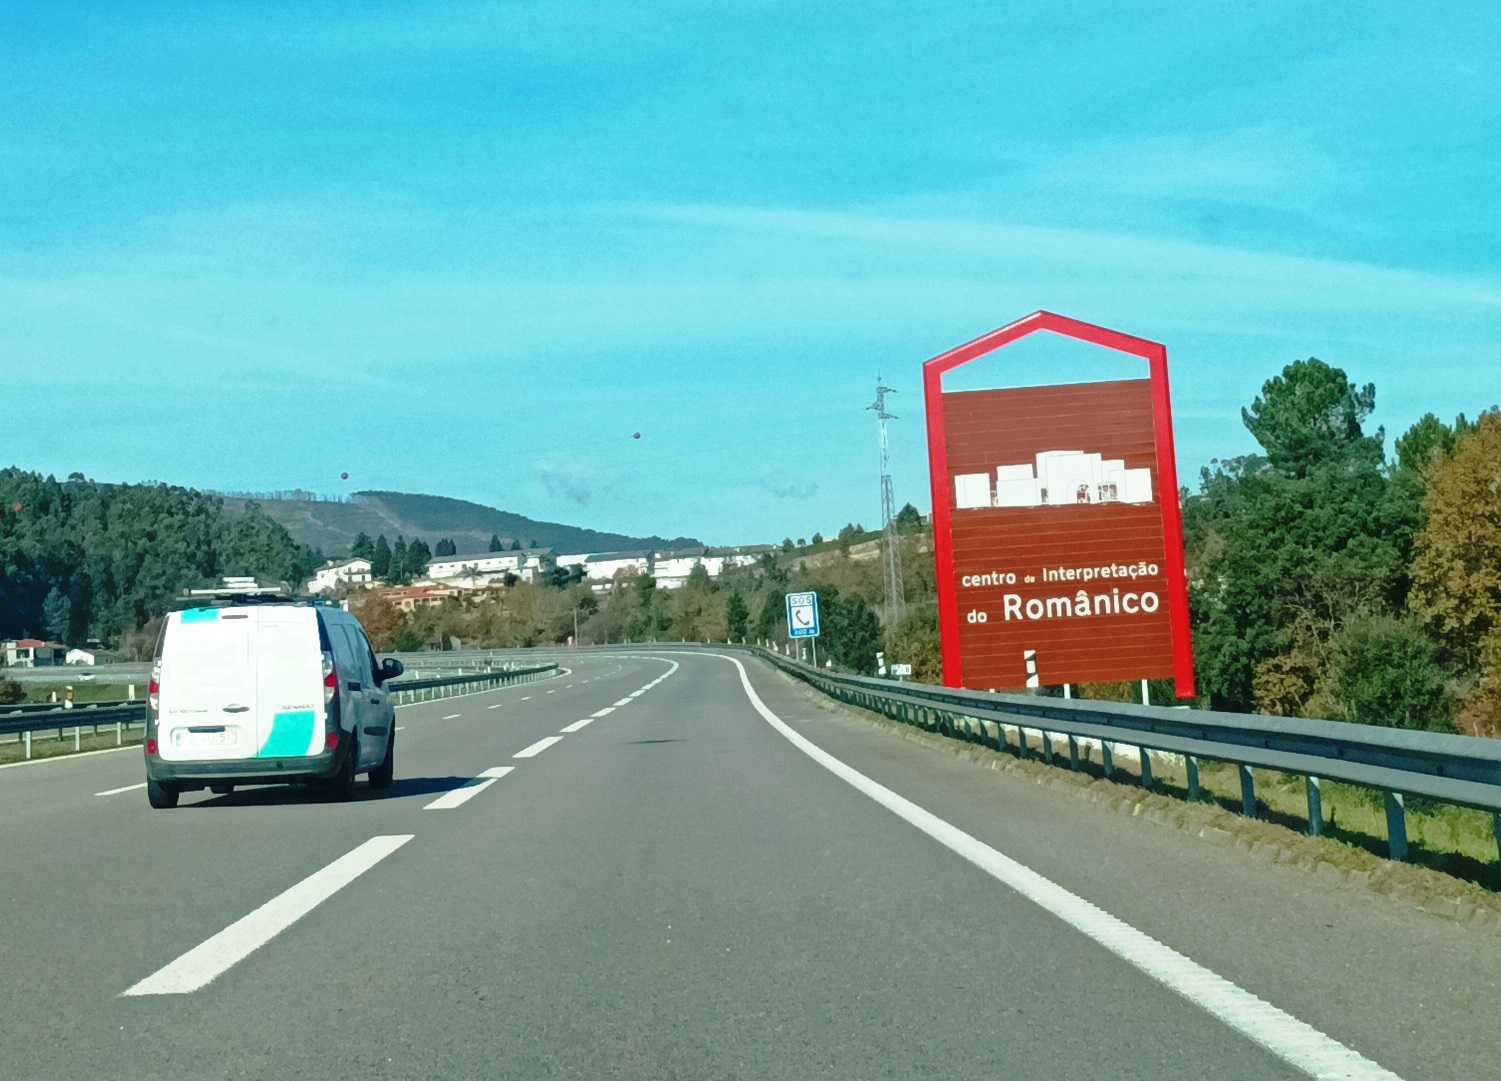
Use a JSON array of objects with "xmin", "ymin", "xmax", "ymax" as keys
[
  {"xmin": 922, "ymin": 311, "xmax": 1195, "ymax": 697},
  {"xmin": 942, "ymin": 379, "xmax": 1175, "ymax": 689}
]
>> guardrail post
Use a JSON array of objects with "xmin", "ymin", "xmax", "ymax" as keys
[
  {"xmin": 1016, "ymin": 727, "xmax": 1028, "ymax": 760},
  {"xmin": 1067, "ymin": 736, "xmax": 1079, "ymax": 771},
  {"xmin": 1139, "ymin": 748, "xmax": 1154, "ymax": 790},
  {"xmin": 74, "ymin": 726, "xmax": 80, "ymax": 751},
  {"xmin": 1384, "ymin": 792, "xmax": 1409, "ymax": 861},
  {"xmin": 1495, "ymin": 814, "xmax": 1501, "ymax": 867},
  {"xmin": 116, "ymin": 721, "xmax": 122, "ymax": 746},
  {"xmin": 1100, "ymin": 741, "xmax": 1113, "ymax": 778},
  {"xmin": 24, "ymin": 730, "xmax": 30, "ymax": 759},
  {"xmin": 1041, "ymin": 731, "xmax": 1054, "ymax": 765},
  {"xmin": 1305, "ymin": 776, "xmax": 1324, "ymax": 837},
  {"xmin": 1185, "ymin": 755, "xmax": 1201, "ymax": 802},
  {"xmin": 1238, "ymin": 765, "xmax": 1256, "ymax": 817}
]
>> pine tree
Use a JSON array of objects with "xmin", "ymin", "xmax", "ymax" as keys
[
  {"xmin": 350, "ymin": 532, "xmax": 374, "ymax": 559},
  {"xmin": 371, "ymin": 535, "xmax": 392, "ymax": 579},
  {"xmin": 488, "ymin": 534, "xmax": 504, "ymax": 552},
  {"xmin": 391, "ymin": 536, "xmax": 409, "ymax": 584},
  {"xmin": 42, "ymin": 586, "xmax": 70, "ymax": 643},
  {"xmin": 726, "ymin": 591, "xmax": 749, "ymax": 642},
  {"xmin": 406, "ymin": 538, "xmax": 432, "ymax": 580}
]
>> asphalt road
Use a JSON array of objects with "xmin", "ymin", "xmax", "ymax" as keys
[{"xmin": 1, "ymin": 650, "xmax": 1495, "ymax": 1080}]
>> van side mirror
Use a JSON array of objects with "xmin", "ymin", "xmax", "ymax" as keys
[{"xmin": 378, "ymin": 658, "xmax": 404, "ymax": 683}]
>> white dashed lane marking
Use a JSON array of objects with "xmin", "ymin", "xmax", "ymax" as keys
[
  {"xmin": 487, "ymin": 704, "xmax": 503, "ymax": 710},
  {"xmin": 514, "ymin": 736, "xmax": 563, "ymax": 759},
  {"xmin": 95, "ymin": 782, "xmax": 147, "ymax": 797},
  {"xmin": 423, "ymin": 767, "xmax": 513, "ymax": 811},
  {"xmin": 612, "ymin": 698, "xmax": 631, "ymax": 707},
  {"xmin": 560, "ymin": 718, "xmax": 593, "ymax": 733},
  {"xmin": 442, "ymin": 713, "xmax": 461, "ymax": 720},
  {"xmin": 122, "ymin": 835, "xmax": 413, "ymax": 996},
  {"xmin": 590, "ymin": 707, "xmax": 615, "ymax": 718}
]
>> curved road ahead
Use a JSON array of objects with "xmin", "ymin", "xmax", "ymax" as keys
[{"xmin": 2, "ymin": 651, "xmax": 1496, "ymax": 1080}]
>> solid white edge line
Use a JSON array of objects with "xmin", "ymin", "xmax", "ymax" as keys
[
  {"xmin": 560, "ymin": 718, "xmax": 593, "ymax": 733},
  {"xmin": 590, "ymin": 707, "xmax": 615, "ymax": 718},
  {"xmin": 513, "ymin": 735, "xmax": 564, "ymax": 759},
  {"xmin": 694, "ymin": 651, "xmax": 1405, "ymax": 1081},
  {"xmin": 0, "ymin": 744, "xmax": 139, "ymax": 771},
  {"xmin": 423, "ymin": 777, "xmax": 499, "ymax": 810},
  {"xmin": 94, "ymin": 781, "xmax": 147, "ymax": 797},
  {"xmin": 122, "ymin": 834, "xmax": 413, "ymax": 996}
]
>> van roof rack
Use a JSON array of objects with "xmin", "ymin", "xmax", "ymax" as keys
[{"xmin": 177, "ymin": 577, "xmax": 331, "ymax": 608}]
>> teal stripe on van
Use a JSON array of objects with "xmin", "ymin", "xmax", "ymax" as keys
[
  {"xmin": 180, "ymin": 607, "xmax": 219, "ymax": 623},
  {"xmin": 258, "ymin": 711, "xmax": 317, "ymax": 758}
]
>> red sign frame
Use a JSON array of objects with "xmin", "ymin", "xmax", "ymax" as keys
[{"xmin": 922, "ymin": 310, "xmax": 1196, "ymax": 698}]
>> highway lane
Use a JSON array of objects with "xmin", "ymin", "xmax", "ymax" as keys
[{"xmin": 1, "ymin": 650, "xmax": 1486, "ymax": 1079}]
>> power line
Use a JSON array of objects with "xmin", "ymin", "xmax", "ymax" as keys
[{"xmin": 867, "ymin": 377, "xmax": 905, "ymax": 629}]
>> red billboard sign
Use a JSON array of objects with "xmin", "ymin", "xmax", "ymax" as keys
[{"xmin": 922, "ymin": 311, "xmax": 1195, "ymax": 698}]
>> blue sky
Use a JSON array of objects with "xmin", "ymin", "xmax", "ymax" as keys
[{"xmin": 5, "ymin": 3, "xmax": 1498, "ymax": 546}]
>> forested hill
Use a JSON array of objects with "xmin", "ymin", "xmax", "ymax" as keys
[
  {"xmin": 0, "ymin": 469, "xmax": 318, "ymax": 647},
  {"xmin": 217, "ymin": 489, "xmax": 700, "ymax": 556}
]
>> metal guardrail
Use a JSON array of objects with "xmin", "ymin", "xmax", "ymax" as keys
[
  {"xmin": 0, "ymin": 664, "xmax": 559, "ymax": 760},
  {"xmin": 0, "ymin": 699, "xmax": 135, "ymax": 715},
  {"xmin": 748, "ymin": 647, "xmax": 1501, "ymax": 863}
]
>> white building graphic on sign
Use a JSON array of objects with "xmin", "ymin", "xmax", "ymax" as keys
[{"xmin": 954, "ymin": 450, "xmax": 1153, "ymax": 510}]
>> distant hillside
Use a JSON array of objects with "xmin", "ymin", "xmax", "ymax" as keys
[{"xmin": 217, "ymin": 489, "xmax": 701, "ymax": 557}]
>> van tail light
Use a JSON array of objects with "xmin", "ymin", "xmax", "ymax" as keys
[
  {"xmin": 326, "ymin": 730, "xmax": 340, "ymax": 752},
  {"xmin": 322, "ymin": 651, "xmax": 338, "ymax": 709},
  {"xmin": 148, "ymin": 660, "xmax": 161, "ymax": 714},
  {"xmin": 146, "ymin": 738, "xmax": 158, "ymax": 755}
]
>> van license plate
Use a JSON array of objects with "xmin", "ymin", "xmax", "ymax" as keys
[{"xmin": 189, "ymin": 730, "xmax": 227, "ymax": 747}]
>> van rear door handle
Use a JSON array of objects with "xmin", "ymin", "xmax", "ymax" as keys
[
  {"xmin": 346, "ymin": 681, "xmax": 363, "ymax": 692},
  {"xmin": 222, "ymin": 705, "xmax": 249, "ymax": 714}
]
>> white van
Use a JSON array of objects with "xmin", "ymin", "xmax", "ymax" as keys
[{"xmin": 143, "ymin": 587, "xmax": 403, "ymax": 808}]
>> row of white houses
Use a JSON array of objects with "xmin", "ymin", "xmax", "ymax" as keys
[{"xmin": 306, "ymin": 543, "xmax": 776, "ymax": 596}]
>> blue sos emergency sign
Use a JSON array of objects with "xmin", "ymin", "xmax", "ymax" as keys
[{"xmin": 785, "ymin": 591, "xmax": 820, "ymax": 639}]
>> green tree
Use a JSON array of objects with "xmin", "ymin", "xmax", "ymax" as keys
[
  {"xmin": 1240, "ymin": 359, "xmax": 1381, "ymax": 478},
  {"xmin": 1325, "ymin": 615, "xmax": 1454, "ymax": 731},
  {"xmin": 781, "ymin": 538, "xmax": 794, "ymax": 553},
  {"xmin": 895, "ymin": 503, "xmax": 922, "ymax": 532},
  {"xmin": 406, "ymin": 538, "xmax": 432, "ymax": 580},
  {"xmin": 510, "ymin": 539, "xmax": 522, "ymax": 551},
  {"xmin": 434, "ymin": 538, "xmax": 457, "ymax": 557},
  {"xmin": 371, "ymin": 535, "xmax": 392, "ymax": 579},
  {"xmin": 42, "ymin": 586, "xmax": 71, "ymax": 643},
  {"xmin": 349, "ymin": 532, "xmax": 374, "ymax": 560},
  {"xmin": 1395, "ymin": 412, "xmax": 1475, "ymax": 482},
  {"xmin": 828, "ymin": 594, "xmax": 881, "ymax": 675},
  {"xmin": 391, "ymin": 536, "xmax": 409, "ymax": 584},
  {"xmin": 488, "ymin": 534, "xmax": 504, "ymax": 552},
  {"xmin": 726, "ymin": 590, "xmax": 749, "ymax": 642},
  {"xmin": 0, "ymin": 678, "xmax": 24, "ymax": 705},
  {"xmin": 811, "ymin": 532, "xmax": 824, "ymax": 546},
  {"xmin": 753, "ymin": 593, "xmax": 782, "ymax": 643},
  {"xmin": 885, "ymin": 607, "xmax": 941, "ymax": 683},
  {"xmin": 1186, "ymin": 363, "xmax": 1415, "ymax": 711}
]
